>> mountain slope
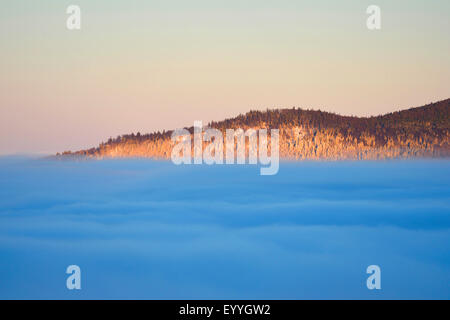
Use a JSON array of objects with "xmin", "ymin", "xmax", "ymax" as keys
[{"xmin": 58, "ymin": 99, "xmax": 450, "ymax": 160}]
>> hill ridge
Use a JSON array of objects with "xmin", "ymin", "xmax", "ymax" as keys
[{"xmin": 58, "ymin": 98, "xmax": 450, "ymax": 160}]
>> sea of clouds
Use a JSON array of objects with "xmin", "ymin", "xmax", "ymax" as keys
[{"xmin": 0, "ymin": 157, "xmax": 449, "ymax": 299}]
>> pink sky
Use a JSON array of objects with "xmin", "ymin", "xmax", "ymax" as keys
[{"xmin": 0, "ymin": 0, "xmax": 449, "ymax": 154}]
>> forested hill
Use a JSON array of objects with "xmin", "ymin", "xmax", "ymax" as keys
[{"xmin": 58, "ymin": 99, "xmax": 450, "ymax": 160}]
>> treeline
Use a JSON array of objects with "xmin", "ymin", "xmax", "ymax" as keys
[{"xmin": 59, "ymin": 98, "xmax": 450, "ymax": 159}]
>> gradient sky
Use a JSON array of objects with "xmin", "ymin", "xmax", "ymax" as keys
[{"xmin": 0, "ymin": 0, "xmax": 449, "ymax": 154}]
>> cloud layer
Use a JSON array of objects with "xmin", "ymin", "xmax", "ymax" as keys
[{"xmin": 0, "ymin": 158, "xmax": 449, "ymax": 299}]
